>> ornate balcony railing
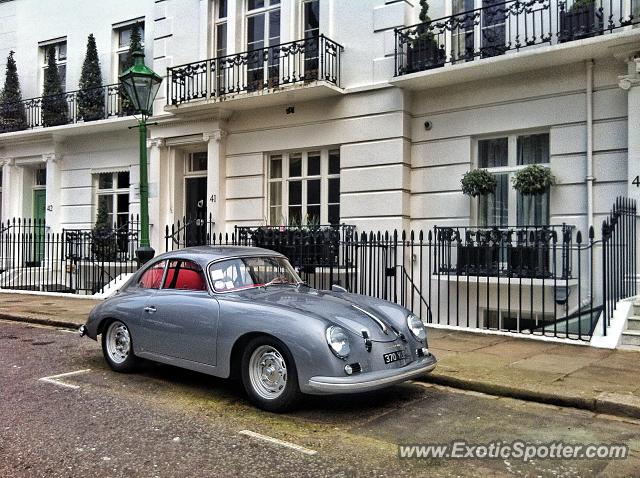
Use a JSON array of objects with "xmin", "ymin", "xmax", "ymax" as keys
[
  {"xmin": 167, "ymin": 35, "xmax": 343, "ymax": 105},
  {"xmin": 0, "ymin": 83, "xmax": 127, "ymax": 134},
  {"xmin": 395, "ymin": 0, "xmax": 640, "ymax": 76}
]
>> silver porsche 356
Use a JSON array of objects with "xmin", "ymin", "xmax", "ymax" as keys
[{"xmin": 80, "ymin": 246, "xmax": 437, "ymax": 412}]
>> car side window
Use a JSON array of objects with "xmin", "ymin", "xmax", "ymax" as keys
[
  {"xmin": 138, "ymin": 260, "xmax": 166, "ymax": 289},
  {"xmin": 163, "ymin": 260, "xmax": 207, "ymax": 291}
]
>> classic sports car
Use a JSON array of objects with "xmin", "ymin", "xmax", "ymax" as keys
[{"xmin": 80, "ymin": 246, "xmax": 437, "ymax": 412}]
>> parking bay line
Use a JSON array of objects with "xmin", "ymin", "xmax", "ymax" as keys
[
  {"xmin": 238, "ymin": 430, "xmax": 317, "ymax": 456},
  {"xmin": 39, "ymin": 369, "xmax": 91, "ymax": 389}
]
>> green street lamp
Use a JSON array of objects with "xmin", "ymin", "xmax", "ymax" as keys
[{"xmin": 119, "ymin": 50, "xmax": 163, "ymax": 264}]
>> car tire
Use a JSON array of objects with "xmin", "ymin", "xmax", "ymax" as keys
[
  {"xmin": 241, "ymin": 336, "xmax": 301, "ymax": 412},
  {"xmin": 101, "ymin": 320, "xmax": 138, "ymax": 373}
]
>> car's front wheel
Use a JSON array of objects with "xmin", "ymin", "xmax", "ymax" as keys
[
  {"xmin": 102, "ymin": 320, "xmax": 138, "ymax": 372},
  {"xmin": 241, "ymin": 337, "xmax": 300, "ymax": 412}
]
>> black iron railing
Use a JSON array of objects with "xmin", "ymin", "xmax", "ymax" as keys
[
  {"xmin": 167, "ymin": 35, "xmax": 343, "ymax": 105},
  {"xmin": 395, "ymin": 0, "xmax": 640, "ymax": 76},
  {"xmin": 433, "ymin": 224, "xmax": 575, "ymax": 279},
  {"xmin": 0, "ymin": 83, "xmax": 126, "ymax": 133},
  {"xmin": 602, "ymin": 197, "xmax": 637, "ymax": 333},
  {"xmin": 164, "ymin": 214, "xmax": 216, "ymax": 251},
  {"xmin": 0, "ymin": 216, "xmax": 139, "ymax": 294}
]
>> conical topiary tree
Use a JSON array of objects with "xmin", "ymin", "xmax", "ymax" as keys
[
  {"xmin": 41, "ymin": 46, "xmax": 68, "ymax": 127},
  {"xmin": 77, "ymin": 34, "xmax": 105, "ymax": 122},
  {"xmin": 120, "ymin": 23, "xmax": 143, "ymax": 115},
  {"xmin": 0, "ymin": 51, "xmax": 27, "ymax": 131},
  {"xmin": 92, "ymin": 199, "xmax": 118, "ymax": 261}
]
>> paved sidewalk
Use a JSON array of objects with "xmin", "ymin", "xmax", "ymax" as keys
[{"xmin": 1, "ymin": 292, "xmax": 639, "ymax": 419}]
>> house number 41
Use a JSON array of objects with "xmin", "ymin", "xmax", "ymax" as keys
[{"xmin": 210, "ymin": 194, "xmax": 216, "ymax": 203}]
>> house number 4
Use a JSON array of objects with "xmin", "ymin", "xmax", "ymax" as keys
[
  {"xmin": 46, "ymin": 205, "xmax": 53, "ymax": 212},
  {"xmin": 633, "ymin": 176, "xmax": 640, "ymax": 188}
]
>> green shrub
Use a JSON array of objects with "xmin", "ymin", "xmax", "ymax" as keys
[
  {"xmin": 461, "ymin": 169, "xmax": 497, "ymax": 197},
  {"xmin": 512, "ymin": 164, "xmax": 555, "ymax": 195}
]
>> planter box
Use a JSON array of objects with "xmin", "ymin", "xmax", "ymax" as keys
[
  {"xmin": 406, "ymin": 37, "xmax": 446, "ymax": 73},
  {"xmin": 559, "ymin": 3, "xmax": 604, "ymax": 43},
  {"xmin": 456, "ymin": 244, "xmax": 500, "ymax": 276},
  {"xmin": 508, "ymin": 245, "xmax": 550, "ymax": 278},
  {"xmin": 250, "ymin": 227, "xmax": 341, "ymax": 268}
]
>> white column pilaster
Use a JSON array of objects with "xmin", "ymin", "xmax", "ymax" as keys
[
  {"xmin": 0, "ymin": 157, "xmax": 14, "ymax": 223},
  {"xmin": 147, "ymin": 137, "xmax": 165, "ymax": 252},
  {"xmin": 203, "ymin": 130, "xmax": 227, "ymax": 235},
  {"xmin": 42, "ymin": 153, "xmax": 62, "ymax": 232}
]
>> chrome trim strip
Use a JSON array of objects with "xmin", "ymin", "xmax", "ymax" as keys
[{"xmin": 352, "ymin": 304, "xmax": 388, "ymax": 334}]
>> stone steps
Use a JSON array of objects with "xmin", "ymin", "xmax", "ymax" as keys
[{"xmin": 621, "ymin": 329, "xmax": 640, "ymax": 348}]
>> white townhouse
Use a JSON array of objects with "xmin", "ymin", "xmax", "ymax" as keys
[{"xmin": 0, "ymin": 0, "xmax": 639, "ymax": 345}]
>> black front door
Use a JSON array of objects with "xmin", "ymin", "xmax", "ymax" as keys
[{"xmin": 185, "ymin": 176, "xmax": 207, "ymax": 246}]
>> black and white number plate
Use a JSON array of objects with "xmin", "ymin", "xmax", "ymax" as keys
[{"xmin": 383, "ymin": 350, "xmax": 406, "ymax": 364}]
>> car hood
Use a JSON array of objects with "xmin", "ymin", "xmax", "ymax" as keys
[{"xmin": 239, "ymin": 286, "xmax": 407, "ymax": 342}]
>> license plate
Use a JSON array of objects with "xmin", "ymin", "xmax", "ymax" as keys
[{"xmin": 383, "ymin": 350, "xmax": 406, "ymax": 364}]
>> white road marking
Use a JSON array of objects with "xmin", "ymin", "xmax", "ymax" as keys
[
  {"xmin": 39, "ymin": 369, "xmax": 91, "ymax": 389},
  {"xmin": 238, "ymin": 430, "xmax": 317, "ymax": 456}
]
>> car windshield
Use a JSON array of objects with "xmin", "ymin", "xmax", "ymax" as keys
[{"xmin": 209, "ymin": 256, "xmax": 302, "ymax": 292}]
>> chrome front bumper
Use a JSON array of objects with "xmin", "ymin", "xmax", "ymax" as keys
[{"xmin": 307, "ymin": 354, "xmax": 437, "ymax": 394}]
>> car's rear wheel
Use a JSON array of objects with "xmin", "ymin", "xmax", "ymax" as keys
[
  {"xmin": 102, "ymin": 320, "xmax": 137, "ymax": 372},
  {"xmin": 241, "ymin": 337, "xmax": 300, "ymax": 412}
]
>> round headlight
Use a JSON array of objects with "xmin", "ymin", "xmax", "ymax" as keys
[
  {"xmin": 407, "ymin": 314, "xmax": 426, "ymax": 341},
  {"xmin": 326, "ymin": 326, "xmax": 351, "ymax": 359}
]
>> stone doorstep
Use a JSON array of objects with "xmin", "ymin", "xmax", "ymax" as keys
[
  {"xmin": 621, "ymin": 330, "xmax": 640, "ymax": 347},
  {"xmin": 626, "ymin": 316, "xmax": 640, "ymax": 331}
]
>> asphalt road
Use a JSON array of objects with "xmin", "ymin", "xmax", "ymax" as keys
[{"xmin": 1, "ymin": 320, "xmax": 639, "ymax": 478}]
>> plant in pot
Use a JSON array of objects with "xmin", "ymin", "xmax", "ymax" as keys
[
  {"xmin": 91, "ymin": 200, "xmax": 119, "ymax": 262},
  {"xmin": 509, "ymin": 164, "xmax": 556, "ymax": 278},
  {"xmin": 459, "ymin": 169, "xmax": 499, "ymax": 275},
  {"xmin": 406, "ymin": 0, "xmax": 446, "ymax": 73},
  {"xmin": 559, "ymin": 0, "xmax": 603, "ymax": 43}
]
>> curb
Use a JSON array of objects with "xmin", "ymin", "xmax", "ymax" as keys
[
  {"xmin": 417, "ymin": 374, "xmax": 640, "ymax": 421},
  {"xmin": 0, "ymin": 313, "xmax": 81, "ymax": 331}
]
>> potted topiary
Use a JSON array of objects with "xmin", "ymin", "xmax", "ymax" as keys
[
  {"xmin": 459, "ymin": 169, "xmax": 499, "ymax": 275},
  {"xmin": 509, "ymin": 164, "xmax": 555, "ymax": 278},
  {"xmin": 91, "ymin": 200, "xmax": 119, "ymax": 262},
  {"xmin": 512, "ymin": 164, "xmax": 555, "ymax": 196},
  {"xmin": 559, "ymin": 0, "xmax": 603, "ymax": 43},
  {"xmin": 461, "ymin": 168, "xmax": 497, "ymax": 198},
  {"xmin": 406, "ymin": 0, "xmax": 446, "ymax": 73}
]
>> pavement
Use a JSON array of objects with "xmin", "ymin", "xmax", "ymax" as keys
[
  {"xmin": 2, "ymin": 291, "xmax": 640, "ymax": 421},
  {"xmin": 3, "ymin": 320, "xmax": 640, "ymax": 477}
]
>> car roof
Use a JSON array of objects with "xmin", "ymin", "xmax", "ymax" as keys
[{"xmin": 153, "ymin": 245, "xmax": 285, "ymax": 264}]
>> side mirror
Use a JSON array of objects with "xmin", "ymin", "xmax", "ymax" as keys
[{"xmin": 331, "ymin": 284, "xmax": 348, "ymax": 293}]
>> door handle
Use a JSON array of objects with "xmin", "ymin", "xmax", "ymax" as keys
[{"xmin": 144, "ymin": 306, "xmax": 157, "ymax": 314}]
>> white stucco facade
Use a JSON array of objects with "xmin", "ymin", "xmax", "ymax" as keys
[{"xmin": 0, "ymin": 0, "xmax": 638, "ymax": 288}]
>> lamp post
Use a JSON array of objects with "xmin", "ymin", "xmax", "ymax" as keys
[{"xmin": 119, "ymin": 50, "xmax": 162, "ymax": 264}]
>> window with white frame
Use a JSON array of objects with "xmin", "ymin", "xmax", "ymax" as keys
[
  {"xmin": 115, "ymin": 21, "xmax": 145, "ymax": 78},
  {"xmin": 214, "ymin": 0, "xmax": 228, "ymax": 58},
  {"xmin": 40, "ymin": 39, "xmax": 67, "ymax": 92},
  {"xmin": 268, "ymin": 149, "xmax": 340, "ymax": 226},
  {"xmin": 246, "ymin": 0, "xmax": 281, "ymax": 89},
  {"xmin": 96, "ymin": 171, "xmax": 130, "ymax": 229},
  {"xmin": 477, "ymin": 133, "xmax": 550, "ymax": 227}
]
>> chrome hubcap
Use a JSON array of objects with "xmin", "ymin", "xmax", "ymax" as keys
[
  {"xmin": 105, "ymin": 321, "xmax": 130, "ymax": 364},
  {"xmin": 249, "ymin": 345, "xmax": 287, "ymax": 400}
]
